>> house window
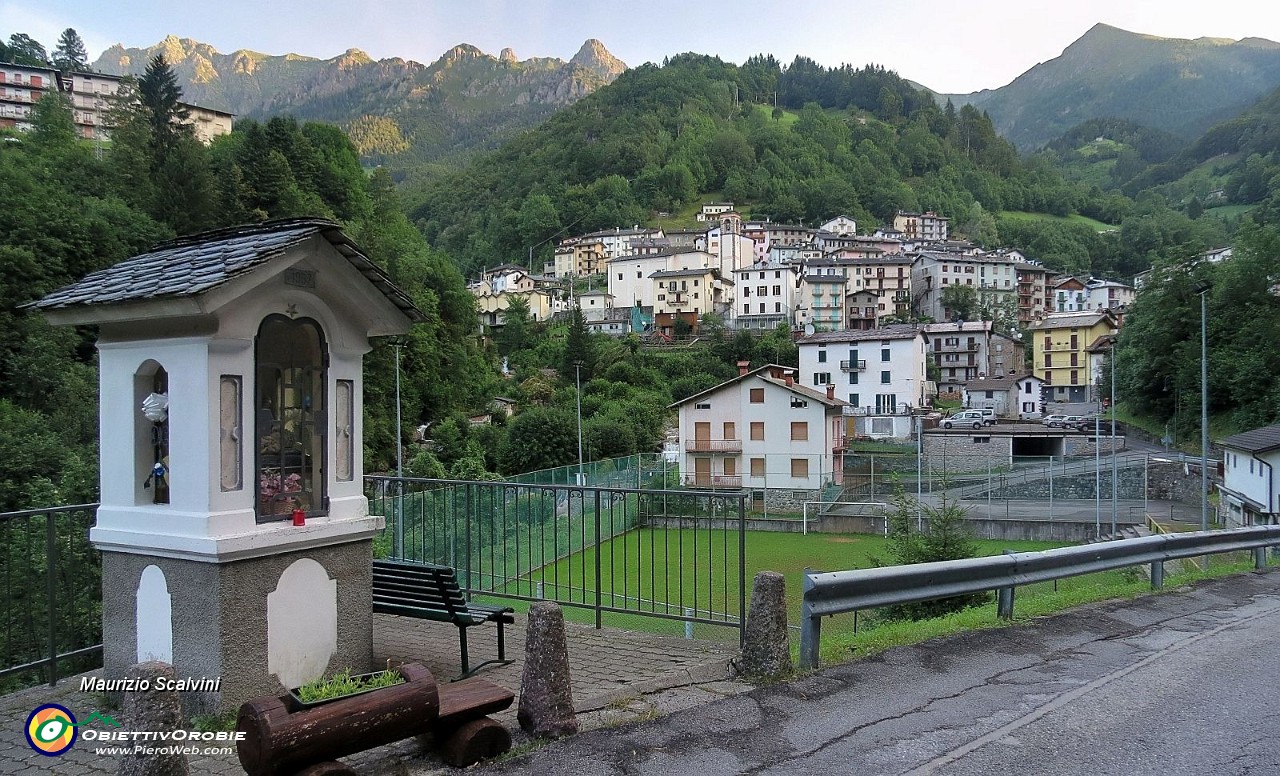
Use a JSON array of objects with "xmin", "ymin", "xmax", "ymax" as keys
[
  {"xmin": 694, "ymin": 402, "xmax": 711, "ymax": 410},
  {"xmin": 743, "ymin": 287, "xmax": 750, "ymax": 297},
  {"xmin": 723, "ymin": 422, "xmax": 736, "ymax": 440},
  {"xmin": 881, "ymin": 370, "xmax": 890, "ymax": 384},
  {"xmin": 791, "ymin": 458, "xmax": 809, "ymax": 478},
  {"xmin": 791, "ymin": 421, "xmax": 809, "ymax": 441},
  {"xmin": 1045, "ymin": 354, "xmax": 1053, "ymax": 367},
  {"xmin": 881, "ymin": 348, "xmax": 890, "ymax": 362},
  {"xmin": 791, "ymin": 397, "xmax": 808, "ymax": 409},
  {"xmin": 849, "ymin": 372, "xmax": 858, "ymax": 385},
  {"xmin": 773, "ymin": 285, "xmax": 781, "ymax": 295},
  {"xmin": 617, "ymin": 273, "xmax": 623, "ymax": 281},
  {"xmin": 1071, "ymin": 370, "xmax": 1079, "ymax": 384},
  {"xmin": 814, "ymin": 372, "xmax": 831, "ymax": 385},
  {"xmin": 775, "ymin": 302, "xmax": 782, "ymax": 313},
  {"xmin": 751, "ymin": 457, "xmax": 766, "ymax": 476},
  {"xmin": 750, "ymin": 388, "xmax": 764, "ymax": 403},
  {"xmin": 750, "ymin": 422, "xmax": 765, "ymax": 440},
  {"xmin": 848, "ymin": 393, "xmax": 858, "ymax": 406},
  {"xmin": 818, "ymin": 350, "xmax": 827, "ymax": 363},
  {"xmin": 636, "ymin": 271, "xmax": 642, "ymax": 278},
  {"xmin": 744, "ymin": 304, "xmax": 750, "ymax": 314},
  {"xmin": 759, "ymin": 303, "xmax": 765, "ymax": 313},
  {"xmin": 724, "ymin": 457, "xmax": 737, "ymax": 476},
  {"xmin": 973, "ymin": 436, "xmax": 990, "ymax": 443}
]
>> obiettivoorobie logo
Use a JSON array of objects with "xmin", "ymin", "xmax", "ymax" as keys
[{"xmin": 24, "ymin": 704, "xmax": 120, "ymax": 756}]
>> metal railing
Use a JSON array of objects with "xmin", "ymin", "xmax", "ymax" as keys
[
  {"xmin": 0, "ymin": 504, "xmax": 102, "ymax": 689},
  {"xmin": 798, "ymin": 525, "xmax": 1280, "ymax": 668},
  {"xmin": 367, "ymin": 477, "xmax": 747, "ymax": 642}
]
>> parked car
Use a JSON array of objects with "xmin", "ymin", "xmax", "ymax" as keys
[
  {"xmin": 1042, "ymin": 414, "xmax": 1068, "ymax": 427},
  {"xmin": 975, "ymin": 408, "xmax": 997, "ymax": 426},
  {"xmin": 1075, "ymin": 418, "xmax": 1116, "ymax": 433},
  {"xmin": 942, "ymin": 410, "xmax": 986, "ymax": 429}
]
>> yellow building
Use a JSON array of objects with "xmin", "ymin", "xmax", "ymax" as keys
[{"xmin": 1027, "ymin": 311, "xmax": 1117, "ymax": 403}]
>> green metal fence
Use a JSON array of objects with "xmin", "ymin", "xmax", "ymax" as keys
[
  {"xmin": 366, "ymin": 476, "xmax": 747, "ymax": 641},
  {"xmin": 0, "ymin": 504, "xmax": 101, "ymax": 690}
]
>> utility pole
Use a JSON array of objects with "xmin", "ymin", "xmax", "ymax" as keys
[{"xmin": 1198, "ymin": 281, "xmax": 1212, "ymax": 534}]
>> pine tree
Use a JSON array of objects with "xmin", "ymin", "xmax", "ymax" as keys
[
  {"xmin": 562, "ymin": 307, "xmax": 594, "ymax": 381},
  {"xmin": 5, "ymin": 33, "xmax": 48, "ymax": 66},
  {"xmin": 52, "ymin": 28, "xmax": 87, "ymax": 73},
  {"xmin": 137, "ymin": 54, "xmax": 191, "ymax": 158}
]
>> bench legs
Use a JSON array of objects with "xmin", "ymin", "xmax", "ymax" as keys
[{"xmin": 455, "ymin": 622, "xmax": 513, "ymax": 680}]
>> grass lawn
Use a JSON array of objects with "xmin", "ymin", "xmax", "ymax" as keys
[
  {"xmin": 483, "ymin": 529, "xmax": 1063, "ymax": 640},
  {"xmin": 997, "ymin": 210, "xmax": 1117, "ymax": 232},
  {"xmin": 475, "ymin": 528, "xmax": 1275, "ymax": 660},
  {"xmin": 1203, "ymin": 204, "xmax": 1255, "ymax": 220}
]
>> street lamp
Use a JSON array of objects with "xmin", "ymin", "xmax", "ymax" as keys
[
  {"xmin": 574, "ymin": 360, "xmax": 585, "ymax": 487},
  {"xmin": 1110, "ymin": 337, "xmax": 1117, "ymax": 536},
  {"xmin": 1196, "ymin": 280, "xmax": 1213, "ymax": 533},
  {"xmin": 392, "ymin": 338, "xmax": 405, "ymax": 559}
]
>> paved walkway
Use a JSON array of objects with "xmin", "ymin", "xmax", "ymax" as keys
[{"xmin": 0, "ymin": 613, "xmax": 739, "ymax": 774}]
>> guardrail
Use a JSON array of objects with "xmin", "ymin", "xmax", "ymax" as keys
[{"xmin": 798, "ymin": 525, "xmax": 1280, "ymax": 669}]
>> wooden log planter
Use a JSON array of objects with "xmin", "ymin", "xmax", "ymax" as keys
[{"xmin": 236, "ymin": 663, "xmax": 514, "ymax": 774}]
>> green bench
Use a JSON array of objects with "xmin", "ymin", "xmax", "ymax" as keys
[{"xmin": 372, "ymin": 559, "xmax": 515, "ymax": 678}]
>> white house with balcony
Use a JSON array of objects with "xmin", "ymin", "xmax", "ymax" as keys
[
  {"xmin": 1218, "ymin": 425, "xmax": 1280, "ymax": 527},
  {"xmin": 670, "ymin": 363, "xmax": 846, "ymax": 507},
  {"xmin": 797, "ymin": 324, "xmax": 930, "ymax": 441},
  {"xmin": 732, "ymin": 261, "xmax": 798, "ymax": 330}
]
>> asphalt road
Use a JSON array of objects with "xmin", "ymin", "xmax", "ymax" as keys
[{"xmin": 483, "ymin": 571, "xmax": 1280, "ymax": 775}]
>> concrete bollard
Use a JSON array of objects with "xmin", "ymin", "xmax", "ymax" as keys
[
  {"xmin": 739, "ymin": 571, "xmax": 791, "ymax": 678},
  {"xmin": 517, "ymin": 601, "xmax": 579, "ymax": 738},
  {"xmin": 117, "ymin": 661, "xmax": 189, "ymax": 776}
]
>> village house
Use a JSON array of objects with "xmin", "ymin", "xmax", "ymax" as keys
[
  {"xmin": 1, "ymin": 65, "xmax": 232, "ymax": 142},
  {"xmin": 732, "ymin": 261, "xmax": 798, "ymax": 331},
  {"xmin": 962, "ymin": 374, "xmax": 1045, "ymax": 420},
  {"xmin": 893, "ymin": 210, "xmax": 949, "ymax": 241},
  {"xmin": 651, "ymin": 267, "xmax": 732, "ymax": 335},
  {"xmin": 796, "ymin": 259, "xmax": 858, "ymax": 332},
  {"xmin": 1218, "ymin": 424, "xmax": 1280, "ymax": 527},
  {"xmin": 552, "ymin": 236, "xmax": 607, "ymax": 277},
  {"xmin": 670, "ymin": 362, "xmax": 846, "ymax": 506},
  {"xmin": 1015, "ymin": 262, "xmax": 1051, "ymax": 325},
  {"xmin": 1051, "ymin": 276, "xmax": 1089, "ymax": 312},
  {"xmin": 695, "ymin": 202, "xmax": 735, "ymax": 221},
  {"xmin": 797, "ymin": 324, "xmax": 930, "ymax": 416},
  {"xmin": 910, "ymin": 251, "xmax": 1019, "ymax": 323},
  {"xmin": 923, "ymin": 321, "xmax": 996, "ymax": 394},
  {"xmin": 1028, "ymin": 310, "xmax": 1119, "ymax": 403}
]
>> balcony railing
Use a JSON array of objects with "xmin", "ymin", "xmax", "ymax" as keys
[
  {"xmin": 840, "ymin": 359, "xmax": 867, "ymax": 371},
  {"xmin": 683, "ymin": 474, "xmax": 743, "ymax": 489},
  {"xmin": 684, "ymin": 439, "xmax": 743, "ymax": 453}
]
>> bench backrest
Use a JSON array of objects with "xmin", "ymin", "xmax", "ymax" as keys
[{"xmin": 372, "ymin": 559, "xmax": 469, "ymax": 616}]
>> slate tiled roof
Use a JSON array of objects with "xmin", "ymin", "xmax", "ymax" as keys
[
  {"xmin": 797, "ymin": 324, "xmax": 923, "ymax": 344},
  {"xmin": 1221, "ymin": 425, "xmax": 1280, "ymax": 454},
  {"xmin": 28, "ymin": 218, "xmax": 425, "ymax": 321}
]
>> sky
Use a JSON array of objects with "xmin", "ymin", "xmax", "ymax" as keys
[{"xmin": 6, "ymin": 0, "xmax": 1280, "ymax": 93}]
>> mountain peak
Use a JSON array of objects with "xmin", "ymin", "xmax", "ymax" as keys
[
  {"xmin": 570, "ymin": 39, "xmax": 626, "ymax": 80},
  {"xmin": 500, "ymin": 47, "xmax": 517, "ymax": 63},
  {"xmin": 442, "ymin": 43, "xmax": 486, "ymax": 65}
]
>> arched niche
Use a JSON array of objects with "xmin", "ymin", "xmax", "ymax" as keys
[
  {"xmin": 254, "ymin": 315, "xmax": 327, "ymax": 522},
  {"xmin": 267, "ymin": 558, "xmax": 337, "ymax": 689},
  {"xmin": 133, "ymin": 360, "xmax": 169, "ymax": 505},
  {"xmin": 135, "ymin": 565, "xmax": 173, "ymax": 663}
]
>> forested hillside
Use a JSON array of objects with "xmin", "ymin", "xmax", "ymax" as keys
[
  {"xmin": 0, "ymin": 58, "xmax": 491, "ymax": 510},
  {"xmin": 406, "ymin": 53, "xmax": 1218, "ymax": 283}
]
